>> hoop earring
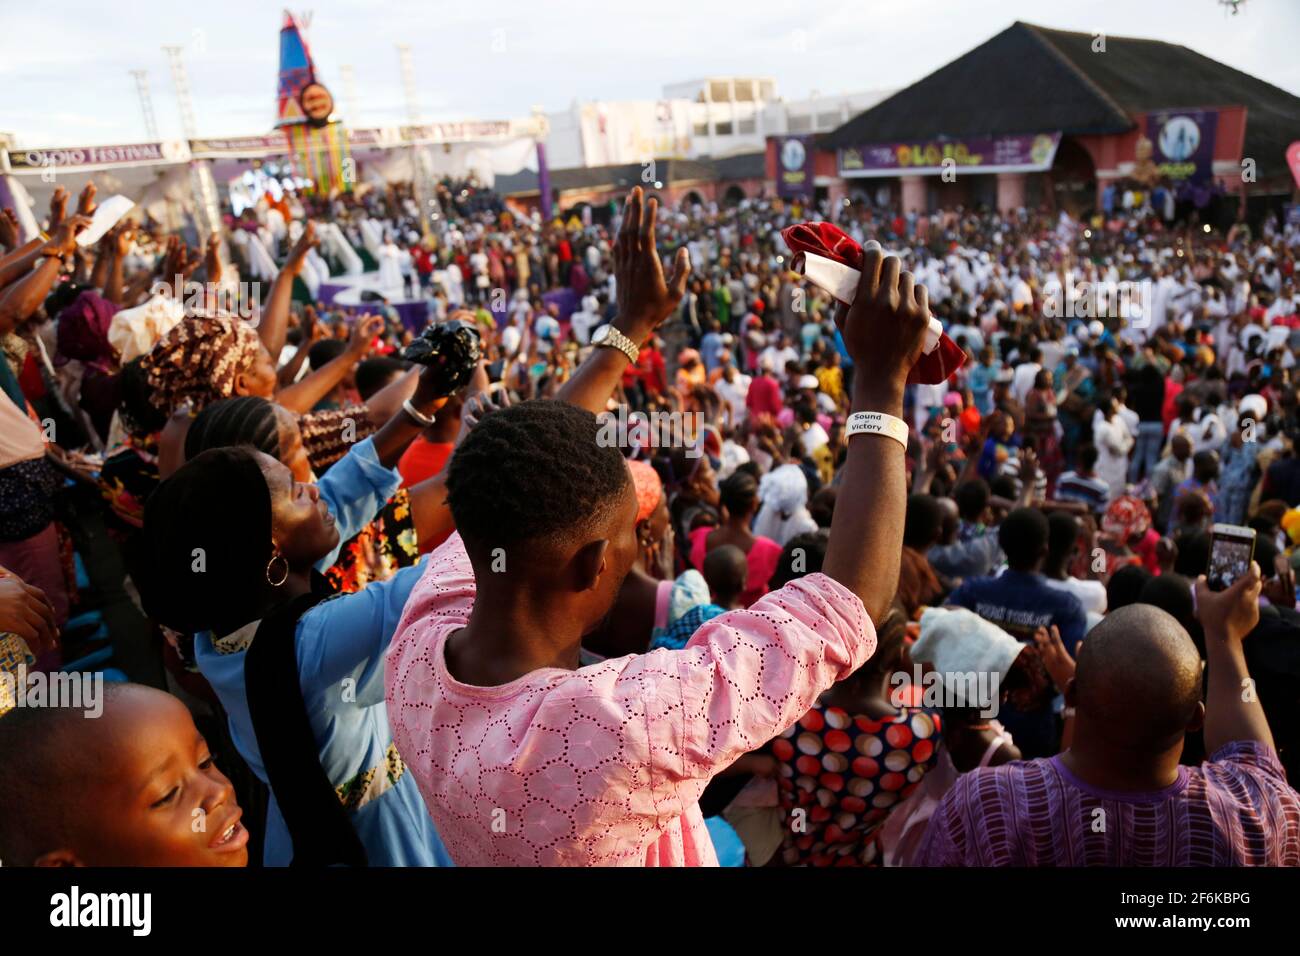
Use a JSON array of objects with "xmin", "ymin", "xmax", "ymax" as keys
[{"xmin": 266, "ymin": 550, "xmax": 289, "ymax": 587}]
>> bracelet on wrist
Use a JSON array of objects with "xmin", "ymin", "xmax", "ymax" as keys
[{"xmin": 401, "ymin": 398, "xmax": 436, "ymax": 428}]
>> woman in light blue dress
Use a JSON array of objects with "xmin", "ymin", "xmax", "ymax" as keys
[{"xmin": 138, "ymin": 375, "xmax": 462, "ymax": 867}]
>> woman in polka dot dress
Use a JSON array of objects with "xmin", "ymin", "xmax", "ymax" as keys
[{"xmin": 768, "ymin": 609, "xmax": 942, "ymax": 866}]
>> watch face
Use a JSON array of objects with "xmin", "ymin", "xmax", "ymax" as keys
[{"xmin": 592, "ymin": 325, "xmax": 610, "ymax": 344}]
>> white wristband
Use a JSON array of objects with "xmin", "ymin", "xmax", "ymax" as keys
[{"xmin": 845, "ymin": 411, "xmax": 909, "ymax": 450}]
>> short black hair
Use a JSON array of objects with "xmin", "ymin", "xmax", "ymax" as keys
[
  {"xmin": 185, "ymin": 396, "xmax": 280, "ymax": 462},
  {"xmin": 1173, "ymin": 530, "xmax": 1211, "ymax": 577},
  {"xmin": 999, "ymin": 507, "xmax": 1049, "ymax": 570},
  {"xmin": 770, "ymin": 531, "xmax": 829, "ymax": 587},
  {"xmin": 308, "ymin": 338, "xmax": 347, "ymax": 371},
  {"xmin": 1046, "ymin": 511, "xmax": 1080, "ymax": 568},
  {"xmin": 45, "ymin": 280, "xmax": 89, "ymax": 319},
  {"xmin": 702, "ymin": 544, "xmax": 747, "ymax": 604},
  {"xmin": 1107, "ymin": 563, "xmax": 1151, "ymax": 611},
  {"xmin": 719, "ymin": 470, "xmax": 759, "ymax": 518},
  {"xmin": 1255, "ymin": 535, "xmax": 1279, "ymax": 579},
  {"xmin": 809, "ymin": 486, "xmax": 836, "ymax": 528},
  {"xmin": 355, "ymin": 356, "xmax": 409, "ymax": 401},
  {"xmin": 446, "ymin": 399, "xmax": 630, "ymax": 552},
  {"xmin": 1077, "ymin": 444, "xmax": 1099, "ymax": 471},
  {"xmin": 953, "ymin": 478, "xmax": 990, "ymax": 521},
  {"xmin": 904, "ymin": 494, "xmax": 945, "ymax": 549},
  {"xmin": 1138, "ymin": 573, "xmax": 1196, "ymax": 631},
  {"xmin": 0, "ymin": 683, "xmax": 132, "ymax": 865},
  {"xmin": 1192, "ymin": 450, "xmax": 1219, "ymax": 479},
  {"xmin": 989, "ymin": 475, "xmax": 1019, "ymax": 500}
]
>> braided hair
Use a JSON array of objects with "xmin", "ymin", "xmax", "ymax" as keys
[{"xmin": 185, "ymin": 396, "xmax": 282, "ymax": 462}]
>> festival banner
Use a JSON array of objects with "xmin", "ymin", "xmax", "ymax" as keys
[
  {"xmin": 838, "ymin": 132, "xmax": 1060, "ymax": 178},
  {"xmin": 775, "ymin": 135, "xmax": 814, "ymax": 199},
  {"xmin": 1144, "ymin": 110, "xmax": 1218, "ymax": 183},
  {"xmin": 6, "ymin": 141, "xmax": 190, "ymax": 172},
  {"xmin": 188, "ymin": 134, "xmax": 292, "ymax": 158},
  {"xmin": 402, "ymin": 121, "xmax": 517, "ymax": 144}
]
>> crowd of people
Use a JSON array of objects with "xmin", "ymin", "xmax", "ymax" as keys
[{"xmin": 0, "ymin": 165, "xmax": 1298, "ymax": 868}]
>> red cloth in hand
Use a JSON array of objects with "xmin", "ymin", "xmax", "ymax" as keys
[{"xmin": 781, "ymin": 222, "xmax": 966, "ymax": 385}]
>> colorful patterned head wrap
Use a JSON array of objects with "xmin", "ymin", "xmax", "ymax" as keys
[{"xmin": 138, "ymin": 316, "xmax": 263, "ymax": 416}]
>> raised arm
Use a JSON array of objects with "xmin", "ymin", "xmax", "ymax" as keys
[
  {"xmin": 259, "ymin": 222, "xmax": 318, "ymax": 359},
  {"xmin": 821, "ymin": 242, "xmax": 930, "ymax": 624},
  {"xmin": 275, "ymin": 312, "xmax": 382, "ymax": 414},
  {"xmin": 0, "ymin": 239, "xmax": 46, "ymax": 292},
  {"xmin": 555, "ymin": 187, "xmax": 690, "ymax": 415},
  {"xmin": 0, "ymin": 216, "xmax": 91, "ymax": 335},
  {"xmin": 1196, "ymin": 563, "xmax": 1273, "ymax": 753},
  {"xmin": 101, "ymin": 224, "xmax": 134, "ymax": 305}
]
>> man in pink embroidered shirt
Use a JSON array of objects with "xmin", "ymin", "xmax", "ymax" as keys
[{"xmin": 387, "ymin": 186, "xmax": 931, "ymax": 865}]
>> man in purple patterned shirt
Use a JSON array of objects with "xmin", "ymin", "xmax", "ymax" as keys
[{"xmin": 918, "ymin": 564, "xmax": 1300, "ymax": 866}]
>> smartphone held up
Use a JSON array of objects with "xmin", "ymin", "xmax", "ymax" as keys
[{"xmin": 1207, "ymin": 524, "xmax": 1257, "ymax": 592}]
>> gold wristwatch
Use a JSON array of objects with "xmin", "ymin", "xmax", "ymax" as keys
[{"xmin": 590, "ymin": 324, "xmax": 639, "ymax": 364}]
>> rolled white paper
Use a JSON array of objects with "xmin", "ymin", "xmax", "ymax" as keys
[{"xmin": 799, "ymin": 251, "xmax": 942, "ymax": 354}]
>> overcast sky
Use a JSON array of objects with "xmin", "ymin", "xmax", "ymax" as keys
[{"xmin": 2, "ymin": 0, "xmax": 1297, "ymax": 147}]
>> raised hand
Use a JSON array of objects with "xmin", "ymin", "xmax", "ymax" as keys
[
  {"xmin": 48, "ymin": 186, "xmax": 70, "ymax": 231},
  {"xmin": 1261, "ymin": 552, "xmax": 1296, "ymax": 608},
  {"xmin": 347, "ymin": 312, "xmax": 385, "ymax": 356},
  {"xmin": 836, "ymin": 239, "xmax": 929, "ymax": 397},
  {"xmin": 462, "ymin": 386, "xmax": 513, "ymax": 430},
  {"xmin": 1195, "ymin": 561, "xmax": 1262, "ymax": 644},
  {"xmin": 204, "ymin": 232, "xmax": 223, "ymax": 285},
  {"xmin": 1033, "ymin": 625, "xmax": 1075, "ymax": 692},
  {"xmin": 41, "ymin": 214, "xmax": 93, "ymax": 258},
  {"xmin": 302, "ymin": 304, "xmax": 324, "ymax": 342},
  {"xmin": 76, "ymin": 181, "xmax": 97, "ymax": 217},
  {"xmin": 612, "ymin": 186, "xmax": 690, "ymax": 345},
  {"xmin": 105, "ymin": 221, "xmax": 136, "ymax": 257},
  {"xmin": 1019, "ymin": 447, "xmax": 1039, "ymax": 492},
  {"xmin": 285, "ymin": 221, "xmax": 319, "ymax": 275},
  {"xmin": 168, "ymin": 239, "xmax": 203, "ymax": 282}
]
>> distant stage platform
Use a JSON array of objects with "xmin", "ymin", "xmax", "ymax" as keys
[
  {"xmin": 315, "ymin": 272, "xmax": 430, "ymax": 332},
  {"xmin": 314, "ymin": 272, "xmax": 583, "ymax": 331}
]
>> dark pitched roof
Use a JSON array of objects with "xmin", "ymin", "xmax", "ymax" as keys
[
  {"xmin": 495, "ymin": 152, "xmax": 765, "ymax": 197},
  {"xmin": 1031, "ymin": 24, "xmax": 1300, "ymax": 176},
  {"xmin": 821, "ymin": 22, "xmax": 1130, "ymax": 148},
  {"xmin": 823, "ymin": 21, "xmax": 1300, "ymax": 175}
]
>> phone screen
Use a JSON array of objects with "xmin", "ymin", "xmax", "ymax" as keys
[{"xmin": 1207, "ymin": 524, "xmax": 1256, "ymax": 592}]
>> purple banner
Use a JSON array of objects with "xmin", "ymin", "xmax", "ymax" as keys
[
  {"xmin": 775, "ymin": 135, "xmax": 815, "ymax": 199},
  {"xmin": 1144, "ymin": 109, "xmax": 1217, "ymax": 183},
  {"xmin": 839, "ymin": 132, "xmax": 1060, "ymax": 178}
]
